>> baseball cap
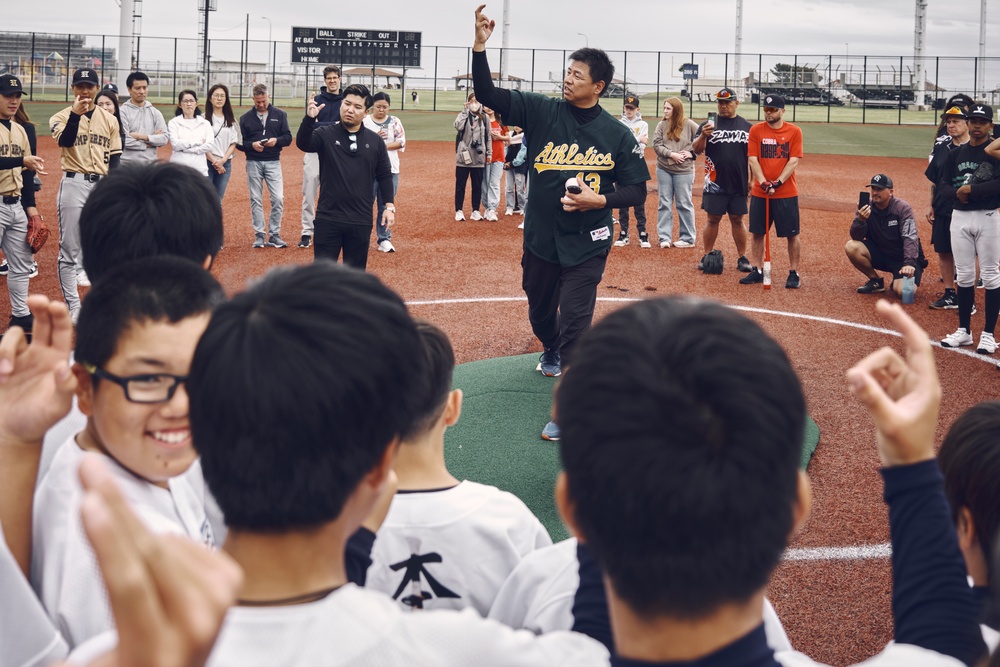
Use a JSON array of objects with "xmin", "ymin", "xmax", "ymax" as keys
[
  {"xmin": 715, "ymin": 87, "xmax": 737, "ymax": 102},
  {"xmin": 0, "ymin": 74, "xmax": 24, "ymax": 95},
  {"xmin": 865, "ymin": 174, "xmax": 893, "ymax": 189},
  {"xmin": 942, "ymin": 106, "xmax": 968, "ymax": 120},
  {"xmin": 71, "ymin": 68, "xmax": 99, "ymax": 87},
  {"xmin": 102, "ymin": 83, "xmax": 119, "ymax": 94},
  {"xmin": 624, "ymin": 95, "xmax": 639, "ymax": 108},
  {"xmin": 968, "ymin": 104, "xmax": 994, "ymax": 122},
  {"xmin": 762, "ymin": 94, "xmax": 786, "ymax": 109}
]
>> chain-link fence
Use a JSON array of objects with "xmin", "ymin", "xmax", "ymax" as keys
[{"xmin": 3, "ymin": 31, "xmax": 999, "ymax": 125}]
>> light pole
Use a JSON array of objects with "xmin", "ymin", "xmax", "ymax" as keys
[
  {"xmin": 577, "ymin": 33, "xmax": 588, "ymax": 47},
  {"xmin": 262, "ymin": 16, "xmax": 273, "ymax": 79}
]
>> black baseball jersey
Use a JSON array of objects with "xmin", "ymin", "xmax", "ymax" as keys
[
  {"xmin": 506, "ymin": 92, "xmax": 650, "ymax": 267},
  {"xmin": 695, "ymin": 115, "xmax": 751, "ymax": 196},
  {"xmin": 939, "ymin": 141, "xmax": 1000, "ymax": 212}
]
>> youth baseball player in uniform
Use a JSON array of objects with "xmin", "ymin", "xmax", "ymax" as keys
[
  {"xmin": 938, "ymin": 104, "xmax": 1000, "ymax": 353},
  {"xmin": 470, "ymin": 7, "xmax": 649, "ymax": 440},
  {"xmin": 49, "ymin": 68, "xmax": 122, "ymax": 322},
  {"xmin": 0, "ymin": 74, "xmax": 44, "ymax": 335},
  {"xmin": 742, "ymin": 94, "xmax": 803, "ymax": 289}
]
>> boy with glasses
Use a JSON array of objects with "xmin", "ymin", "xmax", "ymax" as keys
[{"xmin": 31, "ymin": 256, "xmax": 224, "ymax": 649}]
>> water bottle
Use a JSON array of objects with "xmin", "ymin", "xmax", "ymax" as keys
[{"xmin": 901, "ymin": 276, "xmax": 915, "ymax": 304}]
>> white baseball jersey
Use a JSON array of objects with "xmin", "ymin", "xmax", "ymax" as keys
[
  {"xmin": 0, "ymin": 521, "xmax": 68, "ymax": 667},
  {"xmin": 366, "ymin": 481, "xmax": 552, "ymax": 615},
  {"xmin": 31, "ymin": 435, "xmax": 215, "ymax": 648},
  {"xmin": 488, "ymin": 538, "xmax": 793, "ymax": 652},
  {"xmin": 68, "ymin": 583, "xmax": 611, "ymax": 667}
]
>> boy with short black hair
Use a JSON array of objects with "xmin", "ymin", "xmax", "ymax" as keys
[
  {"xmin": 32, "ymin": 256, "xmax": 224, "ymax": 648},
  {"xmin": 366, "ymin": 320, "xmax": 551, "ymax": 614}
]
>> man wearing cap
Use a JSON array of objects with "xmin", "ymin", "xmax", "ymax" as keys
[
  {"xmin": 937, "ymin": 103, "xmax": 1000, "ymax": 353},
  {"xmin": 846, "ymin": 174, "xmax": 924, "ymax": 300},
  {"xmin": 49, "ymin": 68, "xmax": 122, "ymax": 322},
  {"xmin": 0, "ymin": 74, "xmax": 45, "ymax": 336},
  {"xmin": 119, "ymin": 71, "xmax": 167, "ymax": 164},
  {"xmin": 924, "ymin": 105, "xmax": 970, "ymax": 310},
  {"xmin": 692, "ymin": 87, "xmax": 752, "ymax": 271},
  {"xmin": 741, "ymin": 94, "xmax": 803, "ymax": 289},
  {"xmin": 613, "ymin": 95, "xmax": 650, "ymax": 248}
]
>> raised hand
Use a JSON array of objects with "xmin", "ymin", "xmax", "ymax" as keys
[{"xmin": 474, "ymin": 5, "xmax": 495, "ymax": 49}]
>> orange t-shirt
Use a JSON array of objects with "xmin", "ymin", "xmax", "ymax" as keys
[
  {"xmin": 747, "ymin": 121, "xmax": 803, "ymax": 199},
  {"xmin": 489, "ymin": 120, "xmax": 507, "ymax": 163}
]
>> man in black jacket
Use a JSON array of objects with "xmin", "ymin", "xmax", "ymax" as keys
[
  {"xmin": 239, "ymin": 84, "xmax": 292, "ymax": 249},
  {"xmin": 300, "ymin": 66, "xmax": 344, "ymax": 249},
  {"xmin": 296, "ymin": 84, "xmax": 394, "ymax": 270}
]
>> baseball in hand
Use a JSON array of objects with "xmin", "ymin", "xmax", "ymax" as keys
[{"xmin": 565, "ymin": 177, "xmax": 583, "ymax": 194}]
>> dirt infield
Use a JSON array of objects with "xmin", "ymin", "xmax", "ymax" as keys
[{"xmin": 11, "ymin": 135, "xmax": 998, "ymax": 665}]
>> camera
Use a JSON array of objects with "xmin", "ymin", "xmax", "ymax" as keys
[{"xmin": 471, "ymin": 140, "xmax": 484, "ymax": 155}]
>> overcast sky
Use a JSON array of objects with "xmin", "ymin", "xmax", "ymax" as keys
[{"xmin": 8, "ymin": 1, "xmax": 1000, "ymax": 84}]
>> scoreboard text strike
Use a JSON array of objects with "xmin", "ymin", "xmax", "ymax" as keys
[{"xmin": 291, "ymin": 27, "xmax": 422, "ymax": 67}]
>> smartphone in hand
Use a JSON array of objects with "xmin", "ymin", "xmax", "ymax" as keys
[
  {"xmin": 858, "ymin": 191, "xmax": 871, "ymax": 209},
  {"xmin": 707, "ymin": 112, "xmax": 718, "ymax": 127}
]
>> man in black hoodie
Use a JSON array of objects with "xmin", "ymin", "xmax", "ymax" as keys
[{"xmin": 300, "ymin": 66, "xmax": 344, "ymax": 249}]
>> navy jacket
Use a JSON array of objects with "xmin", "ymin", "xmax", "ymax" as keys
[{"xmin": 239, "ymin": 104, "xmax": 292, "ymax": 162}]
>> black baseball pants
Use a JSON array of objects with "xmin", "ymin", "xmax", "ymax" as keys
[
  {"xmin": 455, "ymin": 166, "xmax": 484, "ymax": 211},
  {"xmin": 521, "ymin": 247, "xmax": 609, "ymax": 367},
  {"xmin": 313, "ymin": 219, "xmax": 371, "ymax": 270}
]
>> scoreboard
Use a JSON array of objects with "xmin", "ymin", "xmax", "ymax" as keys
[{"xmin": 291, "ymin": 27, "xmax": 422, "ymax": 67}]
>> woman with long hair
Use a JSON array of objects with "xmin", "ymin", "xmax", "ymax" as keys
[
  {"xmin": 205, "ymin": 83, "xmax": 241, "ymax": 200},
  {"xmin": 94, "ymin": 89, "xmax": 126, "ymax": 149},
  {"xmin": 167, "ymin": 89, "xmax": 214, "ymax": 176},
  {"xmin": 1, "ymin": 101, "xmax": 41, "ymax": 280},
  {"xmin": 652, "ymin": 97, "xmax": 700, "ymax": 248}
]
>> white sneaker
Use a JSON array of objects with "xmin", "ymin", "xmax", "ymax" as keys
[
  {"xmin": 505, "ymin": 207, "xmax": 514, "ymax": 216},
  {"xmin": 377, "ymin": 240, "xmax": 395, "ymax": 253},
  {"xmin": 673, "ymin": 240, "xmax": 695, "ymax": 248},
  {"xmin": 977, "ymin": 331, "xmax": 997, "ymax": 354},
  {"xmin": 612, "ymin": 216, "xmax": 619, "ymax": 226},
  {"xmin": 517, "ymin": 221, "xmax": 524, "ymax": 229},
  {"xmin": 941, "ymin": 328, "xmax": 974, "ymax": 348},
  {"xmin": 485, "ymin": 209, "xmax": 498, "ymax": 222},
  {"xmin": 639, "ymin": 234, "xmax": 652, "ymax": 249},
  {"xmin": 77, "ymin": 271, "xmax": 91, "ymax": 287},
  {"xmin": 455, "ymin": 211, "xmax": 466, "ymax": 221},
  {"xmin": 659, "ymin": 240, "xmax": 671, "ymax": 249},
  {"xmin": 516, "ymin": 209, "xmax": 524, "ymax": 215},
  {"xmin": 470, "ymin": 210, "xmax": 484, "ymax": 221}
]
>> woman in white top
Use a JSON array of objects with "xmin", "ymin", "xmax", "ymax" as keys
[
  {"xmin": 205, "ymin": 84, "xmax": 241, "ymax": 201},
  {"xmin": 167, "ymin": 90, "xmax": 214, "ymax": 177}
]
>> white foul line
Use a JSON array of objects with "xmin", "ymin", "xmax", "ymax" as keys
[
  {"xmin": 783, "ymin": 543, "xmax": 891, "ymax": 561},
  {"xmin": 406, "ymin": 296, "xmax": 999, "ymax": 367}
]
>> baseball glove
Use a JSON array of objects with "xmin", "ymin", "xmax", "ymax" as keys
[
  {"xmin": 702, "ymin": 249, "xmax": 724, "ymax": 274},
  {"xmin": 26, "ymin": 214, "xmax": 49, "ymax": 254}
]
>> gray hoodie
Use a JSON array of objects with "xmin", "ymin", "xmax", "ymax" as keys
[{"xmin": 119, "ymin": 99, "xmax": 169, "ymax": 162}]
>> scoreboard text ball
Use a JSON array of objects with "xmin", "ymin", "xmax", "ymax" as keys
[{"xmin": 292, "ymin": 27, "xmax": 422, "ymax": 67}]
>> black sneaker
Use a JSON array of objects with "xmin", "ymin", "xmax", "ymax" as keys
[
  {"xmin": 739, "ymin": 268, "xmax": 763, "ymax": 284},
  {"xmin": 7, "ymin": 313, "xmax": 33, "ymax": 336},
  {"xmin": 697, "ymin": 254, "xmax": 706, "ymax": 271},
  {"xmin": 929, "ymin": 289, "xmax": 958, "ymax": 310},
  {"xmin": 785, "ymin": 270, "xmax": 800, "ymax": 289},
  {"xmin": 267, "ymin": 234, "xmax": 288, "ymax": 249},
  {"xmin": 977, "ymin": 278, "xmax": 984, "ymax": 289},
  {"xmin": 856, "ymin": 277, "xmax": 885, "ymax": 294},
  {"xmin": 538, "ymin": 348, "xmax": 562, "ymax": 377},
  {"xmin": 0, "ymin": 259, "xmax": 7, "ymax": 276},
  {"xmin": 613, "ymin": 231, "xmax": 629, "ymax": 247},
  {"xmin": 638, "ymin": 232, "xmax": 651, "ymax": 249},
  {"xmin": 298, "ymin": 234, "xmax": 312, "ymax": 248},
  {"xmin": 736, "ymin": 255, "xmax": 752, "ymax": 273}
]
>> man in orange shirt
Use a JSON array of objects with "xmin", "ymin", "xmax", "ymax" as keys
[{"xmin": 740, "ymin": 94, "xmax": 803, "ymax": 288}]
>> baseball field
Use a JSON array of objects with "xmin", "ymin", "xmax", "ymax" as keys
[{"xmin": 10, "ymin": 101, "xmax": 997, "ymax": 665}]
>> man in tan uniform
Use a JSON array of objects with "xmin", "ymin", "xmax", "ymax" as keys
[
  {"xmin": 49, "ymin": 68, "xmax": 121, "ymax": 322},
  {"xmin": 0, "ymin": 74, "xmax": 44, "ymax": 336}
]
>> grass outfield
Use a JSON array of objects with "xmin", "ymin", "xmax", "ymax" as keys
[{"xmin": 23, "ymin": 99, "xmax": 936, "ymax": 159}]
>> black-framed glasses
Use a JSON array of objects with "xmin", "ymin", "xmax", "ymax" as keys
[
  {"xmin": 82, "ymin": 363, "xmax": 188, "ymax": 404},
  {"xmin": 348, "ymin": 133, "xmax": 358, "ymax": 153}
]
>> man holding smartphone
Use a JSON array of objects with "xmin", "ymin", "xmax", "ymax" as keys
[
  {"xmin": 845, "ymin": 174, "xmax": 923, "ymax": 300},
  {"xmin": 692, "ymin": 88, "xmax": 752, "ymax": 273}
]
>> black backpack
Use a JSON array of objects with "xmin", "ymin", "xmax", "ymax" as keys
[{"xmin": 702, "ymin": 250, "xmax": 724, "ymax": 274}]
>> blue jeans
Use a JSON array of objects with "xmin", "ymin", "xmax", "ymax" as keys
[
  {"xmin": 209, "ymin": 159, "xmax": 233, "ymax": 201},
  {"xmin": 246, "ymin": 159, "xmax": 284, "ymax": 237},
  {"xmin": 656, "ymin": 168, "xmax": 696, "ymax": 245},
  {"xmin": 505, "ymin": 170, "xmax": 527, "ymax": 211},
  {"xmin": 484, "ymin": 161, "xmax": 505, "ymax": 212},
  {"xmin": 373, "ymin": 174, "xmax": 400, "ymax": 243}
]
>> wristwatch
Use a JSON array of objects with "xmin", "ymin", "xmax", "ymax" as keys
[{"xmin": 385, "ymin": 204, "xmax": 396, "ymax": 213}]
